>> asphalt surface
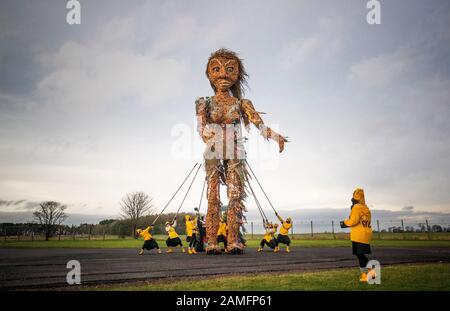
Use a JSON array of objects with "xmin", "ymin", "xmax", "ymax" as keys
[{"xmin": 1, "ymin": 246, "xmax": 449, "ymax": 289}]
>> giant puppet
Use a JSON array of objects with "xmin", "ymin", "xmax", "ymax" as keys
[{"xmin": 195, "ymin": 49, "xmax": 288, "ymax": 254}]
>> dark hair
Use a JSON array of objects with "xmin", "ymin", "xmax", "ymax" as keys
[{"xmin": 206, "ymin": 48, "xmax": 249, "ymax": 99}]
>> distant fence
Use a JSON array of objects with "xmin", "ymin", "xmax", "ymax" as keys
[
  {"xmin": 1, "ymin": 219, "xmax": 449, "ymax": 241},
  {"xmin": 246, "ymin": 219, "xmax": 450, "ymax": 240}
]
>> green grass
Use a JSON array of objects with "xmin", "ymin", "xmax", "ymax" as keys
[
  {"xmin": 1, "ymin": 236, "xmax": 450, "ymax": 248},
  {"xmin": 84, "ymin": 263, "xmax": 450, "ymax": 291}
]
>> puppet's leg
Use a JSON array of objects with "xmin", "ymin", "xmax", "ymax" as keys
[
  {"xmin": 205, "ymin": 159, "xmax": 221, "ymax": 254},
  {"xmin": 225, "ymin": 159, "xmax": 247, "ymax": 254}
]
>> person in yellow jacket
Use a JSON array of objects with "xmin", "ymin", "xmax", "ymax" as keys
[
  {"xmin": 136, "ymin": 226, "xmax": 161, "ymax": 255},
  {"xmin": 340, "ymin": 188, "xmax": 373, "ymax": 282},
  {"xmin": 217, "ymin": 215, "xmax": 228, "ymax": 252},
  {"xmin": 275, "ymin": 213, "xmax": 292, "ymax": 253},
  {"xmin": 185, "ymin": 215, "xmax": 198, "ymax": 254},
  {"xmin": 258, "ymin": 222, "xmax": 278, "ymax": 252},
  {"xmin": 165, "ymin": 220, "xmax": 185, "ymax": 253}
]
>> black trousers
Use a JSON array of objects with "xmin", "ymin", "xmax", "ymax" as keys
[
  {"xmin": 276, "ymin": 234, "xmax": 291, "ymax": 246},
  {"xmin": 166, "ymin": 237, "xmax": 182, "ymax": 247},
  {"xmin": 260, "ymin": 239, "xmax": 277, "ymax": 249},
  {"xmin": 357, "ymin": 254, "xmax": 369, "ymax": 268},
  {"xmin": 352, "ymin": 241, "xmax": 371, "ymax": 268},
  {"xmin": 217, "ymin": 234, "xmax": 227, "ymax": 248},
  {"xmin": 142, "ymin": 239, "xmax": 159, "ymax": 250},
  {"xmin": 188, "ymin": 233, "xmax": 197, "ymax": 248}
]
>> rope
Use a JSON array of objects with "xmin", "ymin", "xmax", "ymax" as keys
[
  {"xmin": 245, "ymin": 159, "xmax": 279, "ymax": 216},
  {"xmin": 246, "ymin": 177, "xmax": 268, "ymax": 225},
  {"xmin": 173, "ymin": 163, "xmax": 202, "ymax": 221},
  {"xmin": 151, "ymin": 163, "xmax": 198, "ymax": 225}
]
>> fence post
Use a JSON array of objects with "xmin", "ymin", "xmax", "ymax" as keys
[
  {"xmin": 58, "ymin": 229, "xmax": 61, "ymax": 241},
  {"xmin": 425, "ymin": 220, "xmax": 431, "ymax": 240},
  {"xmin": 310, "ymin": 220, "xmax": 313, "ymax": 237},
  {"xmin": 401, "ymin": 219, "xmax": 405, "ymax": 240},
  {"xmin": 332, "ymin": 221, "xmax": 336, "ymax": 239},
  {"xmin": 103, "ymin": 227, "xmax": 106, "ymax": 241},
  {"xmin": 31, "ymin": 231, "xmax": 34, "ymax": 242},
  {"xmin": 251, "ymin": 222, "xmax": 254, "ymax": 240},
  {"xmin": 72, "ymin": 225, "xmax": 75, "ymax": 240},
  {"xmin": 291, "ymin": 222, "xmax": 294, "ymax": 239},
  {"xmin": 17, "ymin": 232, "xmax": 20, "ymax": 241},
  {"xmin": 4, "ymin": 227, "xmax": 6, "ymax": 241},
  {"xmin": 377, "ymin": 220, "xmax": 380, "ymax": 239}
]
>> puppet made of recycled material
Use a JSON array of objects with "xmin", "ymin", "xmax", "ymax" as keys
[{"xmin": 195, "ymin": 48, "xmax": 288, "ymax": 254}]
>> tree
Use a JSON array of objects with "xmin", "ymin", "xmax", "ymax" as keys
[
  {"xmin": 33, "ymin": 201, "xmax": 68, "ymax": 241},
  {"xmin": 120, "ymin": 192, "xmax": 154, "ymax": 238}
]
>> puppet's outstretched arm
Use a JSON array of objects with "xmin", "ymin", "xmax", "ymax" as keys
[{"xmin": 241, "ymin": 99, "xmax": 288, "ymax": 153}]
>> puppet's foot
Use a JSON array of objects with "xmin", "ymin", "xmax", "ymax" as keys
[
  {"xmin": 227, "ymin": 243, "xmax": 244, "ymax": 255},
  {"xmin": 206, "ymin": 244, "xmax": 221, "ymax": 255}
]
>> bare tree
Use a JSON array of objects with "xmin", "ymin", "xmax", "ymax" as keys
[
  {"xmin": 33, "ymin": 201, "xmax": 68, "ymax": 241},
  {"xmin": 120, "ymin": 192, "xmax": 154, "ymax": 238}
]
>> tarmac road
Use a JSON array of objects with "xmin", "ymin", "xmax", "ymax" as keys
[{"xmin": 1, "ymin": 246, "xmax": 449, "ymax": 289}]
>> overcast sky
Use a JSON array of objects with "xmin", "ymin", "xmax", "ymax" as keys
[{"xmin": 1, "ymin": 0, "xmax": 450, "ymax": 222}]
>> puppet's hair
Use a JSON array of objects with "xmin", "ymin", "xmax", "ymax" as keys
[{"xmin": 206, "ymin": 48, "xmax": 249, "ymax": 99}]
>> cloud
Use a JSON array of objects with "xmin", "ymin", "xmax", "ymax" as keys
[
  {"xmin": 0, "ymin": 199, "xmax": 39, "ymax": 211},
  {"xmin": 0, "ymin": 211, "xmax": 117, "ymax": 225},
  {"xmin": 0, "ymin": 199, "xmax": 25, "ymax": 207},
  {"xmin": 349, "ymin": 49, "xmax": 412, "ymax": 86},
  {"xmin": 280, "ymin": 37, "xmax": 320, "ymax": 69},
  {"xmin": 36, "ymin": 40, "xmax": 188, "ymax": 113}
]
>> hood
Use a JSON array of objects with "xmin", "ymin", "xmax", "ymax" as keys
[{"xmin": 352, "ymin": 188, "xmax": 366, "ymax": 205}]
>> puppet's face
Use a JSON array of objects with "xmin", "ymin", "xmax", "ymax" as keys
[{"xmin": 207, "ymin": 56, "xmax": 239, "ymax": 92}]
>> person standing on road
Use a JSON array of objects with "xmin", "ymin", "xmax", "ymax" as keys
[
  {"xmin": 165, "ymin": 220, "xmax": 185, "ymax": 253},
  {"xmin": 258, "ymin": 222, "xmax": 278, "ymax": 252},
  {"xmin": 185, "ymin": 215, "xmax": 198, "ymax": 254},
  {"xmin": 275, "ymin": 213, "xmax": 292, "ymax": 253},
  {"xmin": 217, "ymin": 215, "xmax": 228, "ymax": 252},
  {"xmin": 340, "ymin": 188, "xmax": 374, "ymax": 282},
  {"xmin": 136, "ymin": 226, "xmax": 161, "ymax": 255}
]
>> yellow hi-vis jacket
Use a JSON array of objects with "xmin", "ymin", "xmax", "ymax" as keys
[
  {"xmin": 139, "ymin": 226, "xmax": 153, "ymax": 241},
  {"xmin": 279, "ymin": 222, "xmax": 291, "ymax": 236},
  {"xmin": 166, "ymin": 221, "xmax": 179, "ymax": 239},
  {"xmin": 263, "ymin": 227, "xmax": 275, "ymax": 242},
  {"xmin": 185, "ymin": 216, "xmax": 197, "ymax": 237},
  {"xmin": 344, "ymin": 188, "xmax": 373, "ymax": 244},
  {"xmin": 217, "ymin": 222, "xmax": 228, "ymax": 236},
  {"xmin": 277, "ymin": 215, "xmax": 292, "ymax": 236}
]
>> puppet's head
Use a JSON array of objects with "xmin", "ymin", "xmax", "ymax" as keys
[{"xmin": 206, "ymin": 48, "xmax": 248, "ymax": 99}]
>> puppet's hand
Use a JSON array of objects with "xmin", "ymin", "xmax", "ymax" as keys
[{"xmin": 278, "ymin": 135, "xmax": 288, "ymax": 153}]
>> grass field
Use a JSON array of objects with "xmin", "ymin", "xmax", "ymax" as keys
[
  {"xmin": 1, "ymin": 236, "xmax": 450, "ymax": 248},
  {"xmin": 82, "ymin": 263, "xmax": 450, "ymax": 291}
]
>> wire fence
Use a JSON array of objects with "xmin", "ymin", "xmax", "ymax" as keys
[
  {"xmin": 1, "ymin": 219, "xmax": 449, "ymax": 241},
  {"xmin": 245, "ymin": 220, "xmax": 450, "ymax": 240}
]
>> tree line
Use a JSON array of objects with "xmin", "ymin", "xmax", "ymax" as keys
[{"xmin": 1, "ymin": 192, "xmax": 198, "ymax": 240}]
